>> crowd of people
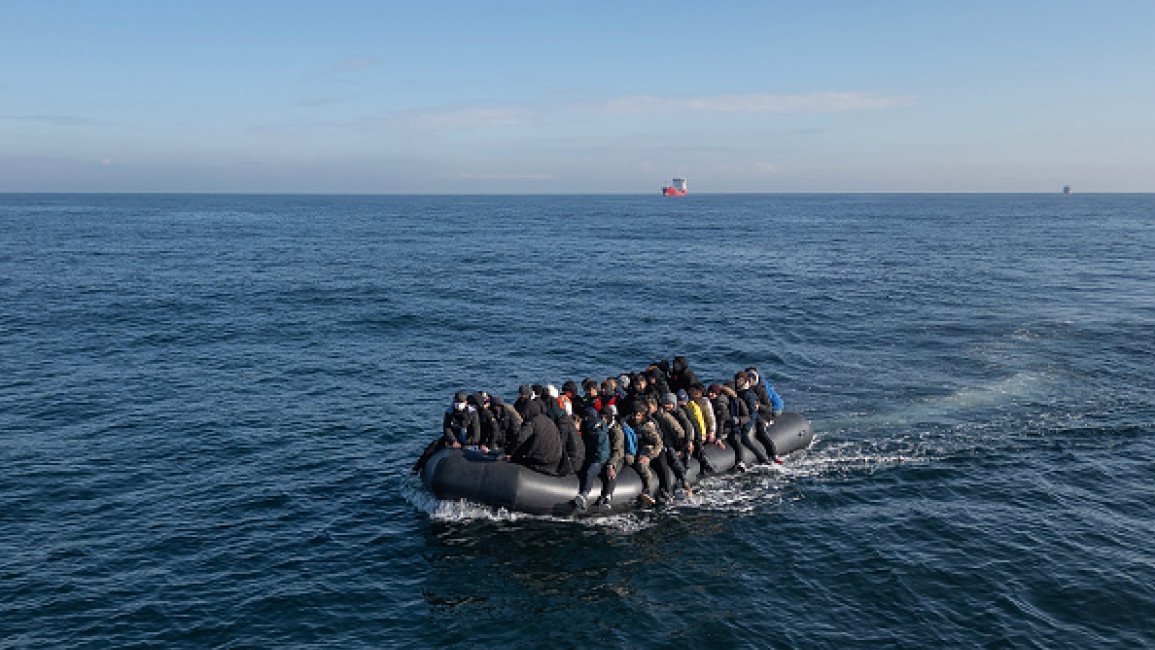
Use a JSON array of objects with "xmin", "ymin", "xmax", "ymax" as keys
[{"xmin": 412, "ymin": 356, "xmax": 785, "ymax": 509}]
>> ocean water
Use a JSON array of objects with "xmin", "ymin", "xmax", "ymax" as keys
[{"xmin": 2, "ymin": 193, "xmax": 1153, "ymax": 648}]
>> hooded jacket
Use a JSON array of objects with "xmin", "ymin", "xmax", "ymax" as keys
[
  {"xmin": 442, "ymin": 404, "xmax": 481, "ymax": 446},
  {"xmin": 489, "ymin": 396, "xmax": 523, "ymax": 450},
  {"xmin": 668, "ymin": 356, "xmax": 700, "ymax": 393},
  {"xmin": 510, "ymin": 401, "xmax": 564, "ymax": 475}
]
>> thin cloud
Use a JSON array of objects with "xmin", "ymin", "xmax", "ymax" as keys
[
  {"xmin": 309, "ymin": 56, "xmax": 380, "ymax": 78},
  {"xmin": 390, "ymin": 105, "xmax": 533, "ymax": 130},
  {"xmin": 378, "ymin": 90, "xmax": 910, "ymax": 132},
  {"xmin": 5, "ymin": 114, "xmax": 104, "ymax": 126},
  {"xmin": 590, "ymin": 92, "xmax": 914, "ymax": 115},
  {"xmin": 459, "ymin": 172, "xmax": 556, "ymax": 181}
]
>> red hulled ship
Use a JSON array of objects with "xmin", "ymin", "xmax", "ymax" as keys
[{"xmin": 662, "ymin": 177, "xmax": 688, "ymax": 196}]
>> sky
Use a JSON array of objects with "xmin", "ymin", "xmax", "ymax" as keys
[{"xmin": 2, "ymin": 1, "xmax": 1153, "ymax": 193}]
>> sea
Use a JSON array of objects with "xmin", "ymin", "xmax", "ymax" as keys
[{"xmin": 2, "ymin": 193, "xmax": 1152, "ymax": 648}]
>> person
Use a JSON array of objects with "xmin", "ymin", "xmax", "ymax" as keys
[
  {"xmin": 688, "ymin": 384, "xmax": 719, "ymax": 448},
  {"xmin": 734, "ymin": 371, "xmax": 770, "ymax": 464},
  {"xmin": 677, "ymin": 389, "xmax": 717, "ymax": 475},
  {"xmin": 653, "ymin": 393, "xmax": 692, "ymax": 498},
  {"xmin": 620, "ymin": 373, "xmax": 649, "ymax": 419},
  {"xmin": 508, "ymin": 400, "xmax": 564, "ymax": 475},
  {"xmin": 411, "ymin": 391, "xmax": 480, "ymax": 474},
  {"xmin": 444, "ymin": 391, "xmax": 482, "ymax": 448},
  {"xmin": 668, "ymin": 355, "xmax": 700, "ymax": 394},
  {"xmin": 545, "ymin": 384, "xmax": 568, "ymax": 422},
  {"xmin": 597, "ymin": 405, "xmax": 629, "ymax": 507},
  {"xmin": 595, "ymin": 378, "xmax": 618, "ymax": 413},
  {"xmin": 573, "ymin": 407, "xmax": 610, "ymax": 511},
  {"xmin": 561, "ymin": 380, "xmax": 582, "ymax": 414},
  {"xmin": 468, "ymin": 392, "xmax": 497, "ymax": 452},
  {"xmin": 578, "ymin": 378, "xmax": 600, "ymax": 413},
  {"xmin": 488, "ymin": 395, "xmax": 522, "ymax": 452},
  {"xmin": 556, "ymin": 411, "xmax": 584, "ymax": 477},
  {"xmin": 514, "ymin": 384, "xmax": 536, "ymax": 420},
  {"xmin": 746, "ymin": 366, "xmax": 785, "ymax": 419},
  {"xmin": 627, "ymin": 403, "xmax": 663, "ymax": 506}
]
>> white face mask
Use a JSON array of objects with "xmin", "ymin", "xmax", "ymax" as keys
[{"xmin": 454, "ymin": 402, "xmax": 466, "ymax": 411}]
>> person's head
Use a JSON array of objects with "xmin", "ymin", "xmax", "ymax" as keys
[
  {"xmin": 707, "ymin": 383, "xmax": 722, "ymax": 398},
  {"xmin": 601, "ymin": 404, "xmax": 617, "ymax": 423},
  {"xmin": 518, "ymin": 384, "xmax": 533, "ymax": 398},
  {"xmin": 532, "ymin": 384, "xmax": 545, "ymax": 399},
  {"xmin": 745, "ymin": 367, "xmax": 760, "ymax": 384},
  {"xmin": 582, "ymin": 378, "xmax": 598, "ymax": 396},
  {"xmin": 646, "ymin": 396, "xmax": 659, "ymax": 414},
  {"xmin": 546, "ymin": 384, "xmax": 559, "ymax": 399},
  {"xmin": 600, "ymin": 378, "xmax": 615, "ymax": 395},
  {"xmin": 490, "ymin": 395, "xmax": 506, "ymax": 411},
  {"xmin": 688, "ymin": 384, "xmax": 703, "ymax": 400},
  {"xmin": 734, "ymin": 371, "xmax": 750, "ymax": 389},
  {"xmin": 452, "ymin": 391, "xmax": 468, "ymax": 411},
  {"xmin": 617, "ymin": 373, "xmax": 631, "ymax": 391},
  {"xmin": 562, "ymin": 380, "xmax": 579, "ymax": 397},
  {"xmin": 634, "ymin": 374, "xmax": 649, "ymax": 390},
  {"xmin": 663, "ymin": 393, "xmax": 678, "ymax": 410},
  {"xmin": 630, "ymin": 405, "xmax": 647, "ymax": 424}
]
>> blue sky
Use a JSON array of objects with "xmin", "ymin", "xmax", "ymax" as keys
[{"xmin": 2, "ymin": 1, "xmax": 1152, "ymax": 193}]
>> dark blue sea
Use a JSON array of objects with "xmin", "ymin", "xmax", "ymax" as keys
[{"xmin": 2, "ymin": 193, "xmax": 1153, "ymax": 648}]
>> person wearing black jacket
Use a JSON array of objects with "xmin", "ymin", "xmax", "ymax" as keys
[
  {"xmin": 411, "ymin": 391, "xmax": 480, "ymax": 474},
  {"xmin": 508, "ymin": 400, "xmax": 564, "ymax": 476},
  {"xmin": 488, "ymin": 395, "xmax": 522, "ymax": 452},
  {"xmin": 556, "ymin": 412, "xmax": 584, "ymax": 477},
  {"xmin": 443, "ymin": 391, "xmax": 481, "ymax": 447},
  {"xmin": 668, "ymin": 355, "xmax": 700, "ymax": 394}
]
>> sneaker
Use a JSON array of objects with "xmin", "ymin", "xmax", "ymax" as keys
[
  {"xmin": 593, "ymin": 495, "xmax": 610, "ymax": 507},
  {"xmin": 572, "ymin": 494, "xmax": 588, "ymax": 511},
  {"xmin": 735, "ymin": 461, "xmax": 748, "ymax": 473},
  {"xmin": 681, "ymin": 482, "xmax": 694, "ymax": 497},
  {"xmin": 638, "ymin": 492, "xmax": 656, "ymax": 506}
]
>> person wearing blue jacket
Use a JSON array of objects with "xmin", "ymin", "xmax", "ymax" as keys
[{"xmin": 573, "ymin": 407, "xmax": 611, "ymax": 511}]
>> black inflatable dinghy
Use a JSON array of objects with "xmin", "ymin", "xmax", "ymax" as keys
[{"xmin": 421, "ymin": 412, "xmax": 813, "ymax": 516}]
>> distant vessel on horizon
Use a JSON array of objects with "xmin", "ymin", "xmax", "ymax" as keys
[
  {"xmin": 662, "ymin": 177, "xmax": 688, "ymax": 196},
  {"xmin": 1063, "ymin": 183, "xmax": 1071, "ymax": 195}
]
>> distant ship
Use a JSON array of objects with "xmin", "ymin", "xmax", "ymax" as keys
[
  {"xmin": 662, "ymin": 177, "xmax": 688, "ymax": 196},
  {"xmin": 1063, "ymin": 184, "xmax": 1071, "ymax": 195}
]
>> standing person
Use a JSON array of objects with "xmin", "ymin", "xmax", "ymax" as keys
[
  {"xmin": 628, "ymin": 403, "xmax": 663, "ymax": 506},
  {"xmin": 572, "ymin": 407, "xmax": 610, "ymax": 511},
  {"xmin": 556, "ymin": 412, "xmax": 584, "ymax": 477}
]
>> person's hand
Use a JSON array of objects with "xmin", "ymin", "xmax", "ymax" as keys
[
  {"xmin": 606, "ymin": 466, "xmax": 616, "ymax": 481},
  {"xmin": 451, "ymin": 442, "xmax": 462, "ymax": 449},
  {"xmin": 479, "ymin": 445, "xmax": 489, "ymax": 453}
]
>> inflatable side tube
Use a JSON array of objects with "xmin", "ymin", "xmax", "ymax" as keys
[
  {"xmin": 420, "ymin": 413, "xmax": 812, "ymax": 516},
  {"xmin": 423, "ymin": 448, "xmax": 646, "ymax": 516},
  {"xmin": 765, "ymin": 411, "xmax": 813, "ymax": 456}
]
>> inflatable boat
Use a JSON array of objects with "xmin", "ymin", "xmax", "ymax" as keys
[{"xmin": 420, "ymin": 412, "xmax": 813, "ymax": 516}]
